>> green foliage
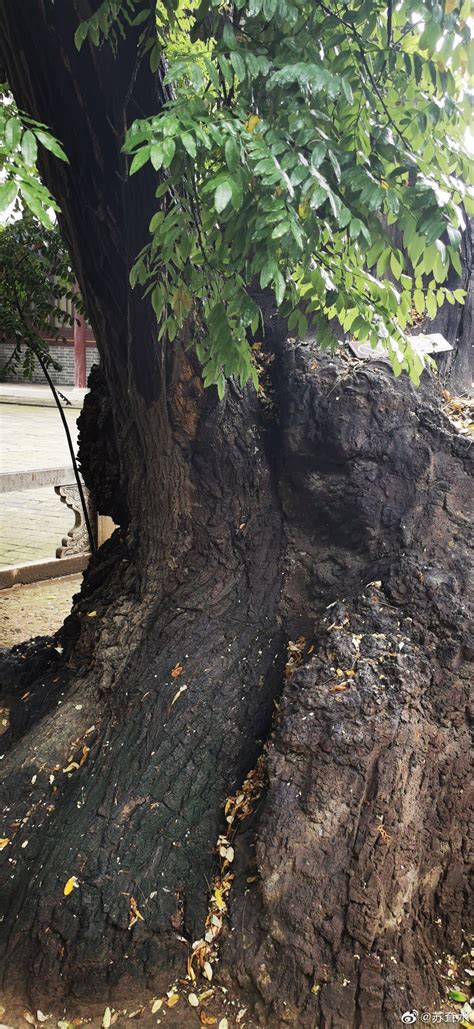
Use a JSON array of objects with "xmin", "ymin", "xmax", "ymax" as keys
[
  {"xmin": 51, "ymin": 1, "xmax": 474, "ymax": 388},
  {"xmin": 0, "ymin": 88, "xmax": 67, "ymax": 227},
  {"xmin": 118, "ymin": 0, "xmax": 473, "ymax": 388},
  {"xmin": 0, "ymin": 214, "xmax": 76, "ymax": 380}
]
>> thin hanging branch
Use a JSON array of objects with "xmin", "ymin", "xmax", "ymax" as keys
[
  {"xmin": 34, "ymin": 349, "xmax": 97, "ymax": 555},
  {"xmin": 11, "ymin": 282, "xmax": 97, "ymax": 554}
]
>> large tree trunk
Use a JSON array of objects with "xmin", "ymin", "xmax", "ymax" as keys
[
  {"xmin": 0, "ymin": 4, "xmax": 471, "ymax": 1026},
  {"xmin": 0, "ymin": 1, "xmax": 285, "ymax": 1010},
  {"xmin": 222, "ymin": 345, "xmax": 472, "ymax": 1026}
]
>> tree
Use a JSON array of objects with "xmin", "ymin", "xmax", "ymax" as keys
[
  {"xmin": 0, "ymin": 2, "xmax": 472, "ymax": 1026},
  {"xmin": 0, "ymin": 212, "xmax": 76, "ymax": 380}
]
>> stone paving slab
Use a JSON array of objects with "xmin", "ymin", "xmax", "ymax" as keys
[
  {"xmin": 0, "ymin": 381, "xmax": 86, "ymax": 408},
  {"xmin": 1, "ymin": 402, "xmax": 79, "ymax": 472},
  {"xmin": 0, "ymin": 403, "xmax": 81, "ymax": 565},
  {"xmin": 0, "ymin": 486, "xmax": 77, "ymax": 566}
]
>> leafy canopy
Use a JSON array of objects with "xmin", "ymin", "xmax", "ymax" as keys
[
  {"xmin": 0, "ymin": 214, "xmax": 76, "ymax": 381},
  {"xmin": 123, "ymin": 0, "xmax": 473, "ymax": 391},
  {"xmin": 2, "ymin": 1, "xmax": 473, "ymax": 394}
]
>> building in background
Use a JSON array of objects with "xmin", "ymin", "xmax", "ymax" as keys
[{"xmin": 0, "ymin": 285, "xmax": 99, "ymax": 388}]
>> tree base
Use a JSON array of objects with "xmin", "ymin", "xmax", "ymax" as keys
[{"xmin": 0, "ymin": 346, "xmax": 471, "ymax": 1027}]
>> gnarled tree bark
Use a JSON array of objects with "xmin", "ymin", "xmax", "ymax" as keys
[{"xmin": 0, "ymin": 3, "xmax": 471, "ymax": 1026}]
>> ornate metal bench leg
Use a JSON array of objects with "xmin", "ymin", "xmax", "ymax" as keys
[{"xmin": 54, "ymin": 483, "xmax": 96, "ymax": 558}]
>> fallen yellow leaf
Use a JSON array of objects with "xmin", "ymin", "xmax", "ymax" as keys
[
  {"xmin": 63, "ymin": 876, "xmax": 79, "ymax": 896},
  {"xmin": 0, "ymin": 838, "xmax": 9, "ymax": 851},
  {"xmin": 86, "ymin": 610, "xmax": 97, "ymax": 618},
  {"xmin": 214, "ymin": 888, "xmax": 226, "ymax": 911},
  {"xmin": 128, "ymin": 895, "xmax": 144, "ymax": 928},
  {"xmin": 166, "ymin": 994, "xmax": 180, "ymax": 1008},
  {"xmin": 171, "ymin": 684, "xmax": 187, "ymax": 705},
  {"xmin": 151, "ymin": 999, "xmax": 162, "ymax": 1013},
  {"xmin": 188, "ymin": 994, "xmax": 199, "ymax": 1007},
  {"xmin": 102, "ymin": 1008, "xmax": 112, "ymax": 1029},
  {"xmin": 198, "ymin": 989, "xmax": 215, "ymax": 1002}
]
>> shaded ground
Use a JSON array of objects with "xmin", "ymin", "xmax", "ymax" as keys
[
  {"xmin": 0, "ymin": 985, "xmax": 246, "ymax": 1029},
  {"xmin": 0, "ymin": 574, "xmax": 82, "ymax": 647}
]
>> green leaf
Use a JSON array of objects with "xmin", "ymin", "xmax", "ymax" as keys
[
  {"xmin": 162, "ymin": 137, "xmax": 176, "ymax": 167},
  {"xmin": 349, "ymin": 219, "xmax": 363, "ymax": 239},
  {"xmin": 419, "ymin": 21, "xmax": 440, "ymax": 53},
  {"xmin": 181, "ymin": 132, "xmax": 196, "ymax": 159},
  {"xmin": 215, "ymin": 182, "xmax": 233, "ymax": 213},
  {"xmin": 260, "ymin": 256, "xmax": 277, "ymax": 289},
  {"xmin": 263, "ymin": 0, "xmax": 277, "ymax": 20},
  {"xmin": 150, "ymin": 44, "xmax": 161, "ymax": 74},
  {"xmin": 230, "ymin": 178, "xmax": 244, "ymax": 211},
  {"xmin": 272, "ymin": 220, "xmax": 290, "ymax": 238},
  {"xmin": 5, "ymin": 117, "xmax": 21, "ymax": 148},
  {"xmin": 149, "ymin": 211, "xmax": 164, "ymax": 233},
  {"xmin": 151, "ymin": 284, "xmax": 165, "ymax": 319},
  {"xmin": 0, "ymin": 180, "xmax": 18, "ymax": 213},
  {"xmin": 225, "ymin": 137, "xmax": 240, "ymax": 172},
  {"xmin": 390, "ymin": 252, "xmax": 403, "ymax": 279},
  {"xmin": 311, "ymin": 143, "xmax": 326, "ymax": 170},
  {"xmin": 74, "ymin": 21, "xmax": 89, "ymax": 50},
  {"xmin": 19, "ymin": 182, "xmax": 53, "ymax": 227},
  {"xmin": 130, "ymin": 147, "xmax": 150, "ymax": 175},
  {"xmin": 130, "ymin": 9, "xmax": 150, "ymax": 25},
  {"xmin": 21, "ymin": 129, "xmax": 38, "ymax": 166},
  {"xmin": 150, "ymin": 143, "xmax": 164, "ymax": 170},
  {"xmin": 310, "ymin": 185, "xmax": 328, "ymax": 210},
  {"xmin": 413, "ymin": 289, "xmax": 425, "ymax": 315},
  {"xmin": 426, "ymin": 291, "xmax": 437, "ymax": 319},
  {"xmin": 35, "ymin": 130, "xmax": 68, "ymax": 162},
  {"xmin": 448, "ymin": 991, "xmax": 467, "ymax": 1004}
]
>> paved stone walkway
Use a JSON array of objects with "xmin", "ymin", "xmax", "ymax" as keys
[{"xmin": 0, "ymin": 397, "xmax": 81, "ymax": 567}]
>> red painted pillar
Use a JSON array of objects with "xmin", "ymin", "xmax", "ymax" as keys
[{"xmin": 73, "ymin": 295, "xmax": 87, "ymax": 389}]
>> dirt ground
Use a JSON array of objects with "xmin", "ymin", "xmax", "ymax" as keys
[
  {"xmin": 0, "ymin": 985, "xmax": 247, "ymax": 1029},
  {"xmin": 0, "ymin": 574, "xmax": 82, "ymax": 647}
]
